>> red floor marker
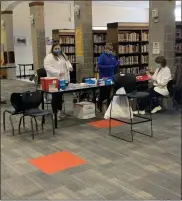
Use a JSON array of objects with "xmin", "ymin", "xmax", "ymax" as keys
[
  {"xmin": 29, "ymin": 151, "xmax": 86, "ymax": 174},
  {"xmin": 88, "ymin": 119, "xmax": 124, "ymax": 129}
]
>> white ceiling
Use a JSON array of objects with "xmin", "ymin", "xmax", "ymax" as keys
[{"xmin": 1, "ymin": 1, "xmax": 181, "ymax": 11}]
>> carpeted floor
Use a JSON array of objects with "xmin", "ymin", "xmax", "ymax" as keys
[{"xmin": 1, "ymin": 79, "xmax": 181, "ymax": 200}]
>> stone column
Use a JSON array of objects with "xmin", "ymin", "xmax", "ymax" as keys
[
  {"xmin": 1, "ymin": 10, "xmax": 16, "ymax": 79},
  {"xmin": 29, "ymin": 2, "xmax": 46, "ymax": 71},
  {"xmin": 74, "ymin": 1, "xmax": 94, "ymax": 82},
  {"xmin": 149, "ymin": 1, "xmax": 176, "ymax": 71}
]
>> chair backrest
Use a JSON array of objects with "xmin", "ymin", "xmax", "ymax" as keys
[
  {"xmin": 113, "ymin": 73, "xmax": 136, "ymax": 93},
  {"xmin": 37, "ymin": 68, "xmax": 47, "ymax": 84},
  {"xmin": 10, "ymin": 93, "xmax": 24, "ymax": 112},
  {"xmin": 22, "ymin": 91, "xmax": 42, "ymax": 110},
  {"xmin": 167, "ymin": 80, "xmax": 175, "ymax": 97}
]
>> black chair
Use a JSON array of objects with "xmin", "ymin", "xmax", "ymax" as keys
[
  {"xmin": 18, "ymin": 91, "xmax": 55, "ymax": 139},
  {"xmin": 109, "ymin": 73, "xmax": 153, "ymax": 142},
  {"xmin": 3, "ymin": 93, "xmax": 27, "ymax": 136},
  {"xmin": 167, "ymin": 79, "xmax": 182, "ymax": 109}
]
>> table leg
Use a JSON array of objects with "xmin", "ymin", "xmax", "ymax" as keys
[
  {"xmin": 41, "ymin": 91, "xmax": 45, "ymax": 124},
  {"xmin": 51, "ymin": 93, "xmax": 59, "ymax": 129},
  {"xmin": 93, "ymin": 89, "xmax": 96, "ymax": 114},
  {"xmin": 54, "ymin": 112, "xmax": 58, "ymax": 129}
]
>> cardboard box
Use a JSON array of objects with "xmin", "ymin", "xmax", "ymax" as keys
[{"xmin": 74, "ymin": 102, "xmax": 95, "ymax": 119}]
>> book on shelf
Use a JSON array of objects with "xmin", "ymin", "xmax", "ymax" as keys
[
  {"xmin": 59, "ymin": 37, "xmax": 75, "ymax": 44},
  {"xmin": 118, "ymin": 44, "xmax": 139, "ymax": 54},
  {"xmin": 120, "ymin": 67, "xmax": 140, "ymax": 74},
  {"xmin": 118, "ymin": 32, "xmax": 140, "ymax": 42},
  {"xmin": 94, "ymin": 45, "xmax": 105, "ymax": 54},
  {"xmin": 119, "ymin": 56, "xmax": 139, "ymax": 66},
  {"xmin": 141, "ymin": 44, "xmax": 148, "ymax": 53},
  {"xmin": 141, "ymin": 32, "xmax": 149, "ymax": 41},
  {"xmin": 94, "ymin": 34, "xmax": 106, "ymax": 43}
]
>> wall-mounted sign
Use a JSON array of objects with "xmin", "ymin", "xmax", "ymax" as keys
[{"xmin": 152, "ymin": 42, "xmax": 160, "ymax": 54}]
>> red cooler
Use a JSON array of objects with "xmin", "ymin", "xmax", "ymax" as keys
[{"xmin": 40, "ymin": 77, "xmax": 58, "ymax": 91}]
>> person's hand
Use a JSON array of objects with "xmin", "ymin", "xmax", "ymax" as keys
[{"xmin": 146, "ymin": 71, "xmax": 152, "ymax": 79}]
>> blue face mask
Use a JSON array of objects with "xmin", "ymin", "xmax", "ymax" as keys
[
  {"xmin": 54, "ymin": 49, "xmax": 61, "ymax": 55},
  {"xmin": 156, "ymin": 63, "xmax": 161, "ymax": 68}
]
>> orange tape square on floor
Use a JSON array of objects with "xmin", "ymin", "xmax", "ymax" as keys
[
  {"xmin": 88, "ymin": 119, "xmax": 124, "ymax": 129},
  {"xmin": 29, "ymin": 151, "xmax": 86, "ymax": 174}
]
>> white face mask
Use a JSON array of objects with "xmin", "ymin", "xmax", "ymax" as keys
[{"xmin": 156, "ymin": 63, "xmax": 161, "ymax": 68}]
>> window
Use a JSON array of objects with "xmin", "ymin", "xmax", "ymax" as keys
[{"xmin": 175, "ymin": 7, "xmax": 181, "ymax": 21}]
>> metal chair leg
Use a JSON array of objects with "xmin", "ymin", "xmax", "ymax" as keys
[
  {"xmin": 30, "ymin": 117, "xmax": 35, "ymax": 140},
  {"xmin": 23, "ymin": 116, "xmax": 25, "ymax": 128},
  {"xmin": 62, "ymin": 95, "xmax": 66, "ymax": 113},
  {"xmin": 33, "ymin": 117, "xmax": 38, "ymax": 131},
  {"xmin": 49, "ymin": 113, "xmax": 55, "ymax": 135},
  {"xmin": 18, "ymin": 116, "xmax": 24, "ymax": 134},
  {"xmin": 149, "ymin": 98, "xmax": 153, "ymax": 138},
  {"xmin": 3, "ymin": 110, "xmax": 7, "ymax": 131},
  {"xmin": 109, "ymin": 99, "xmax": 113, "ymax": 136},
  {"xmin": 9, "ymin": 115, "xmax": 15, "ymax": 136}
]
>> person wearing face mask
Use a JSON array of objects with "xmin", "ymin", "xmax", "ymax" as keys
[
  {"xmin": 97, "ymin": 43, "xmax": 119, "ymax": 111},
  {"xmin": 44, "ymin": 41, "xmax": 73, "ymax": 119},
  {"xmin": 98, "ymin": 43, "xmax": 119, "ymax": 79},
  {"xmin": 134, "ymin": 56, "xmax": 172, "ymax": 114}
]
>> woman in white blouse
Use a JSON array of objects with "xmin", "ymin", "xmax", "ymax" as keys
[
  {"xmin": 134, "ymin": 56, "xmax": 171, "ymax": 114},
  {"xmin": 44, "ymin": 41, "xmax": 73, "ymax": 119}
]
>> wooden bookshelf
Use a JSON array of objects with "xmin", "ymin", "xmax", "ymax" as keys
[
  {"xmin": 52, "ymin": 29, "xmax": 77, "ymax": 83},
  {"xmin": 175, "ymin": 22, "xmax": 182, "ymax": 69},
  {"xmin": 52, "ymin": 29, "xmax": 107, "ymax": 81},
  {"xmin": 107, "ymin": 22, "xmax": 149, "ymax": 74},
  {"xmin": 93, "ymin": 30, "xmax": 107, "ymax": 73}
]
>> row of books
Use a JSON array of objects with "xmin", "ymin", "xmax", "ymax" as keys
[
  {"xmin": 94, "ymin": 45, "xmax": 105, "ymax": 53},
  {"xmin": 141, "ymin": 44, "xmax": 148, "ymax": 52},
  {"xmin": 66, "ymin": 55, "xmax": 76, "ymax": 63},
  {"xmin": 118, "ymin": 45, "xmax": 139, "ymax": 53},
  {"xmin": 141, "ymin": 32, "xmax": 148, "ymax": 41},
  {"xmin": 141, "ymin": 55, "xmax": 148, "ymax": 64},
  {"xmin": 93, "ymin": 34, "xmax": 106, "ymax": 43},
  {"xmin": 62, "ymin": 46, "xmax": 75, "ymax": 53},
  {"xmin": 119, "ymin": 56, "xmax": 139, "ymax": 65},
  {"xmin": 118, "ymin": 32, "xmax": 140, "ymax": 42},
  {"xmin": 60, "ymin": 37, "xmax": 75, "ymax": 44},
  {"xmin": 120, "ymin": 67, "xmax": 140, "ymax": 74}
]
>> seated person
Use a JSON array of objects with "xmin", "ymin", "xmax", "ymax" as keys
[
  {"xmin": 134, "ymin": 56, "xmax": 171, "ymax": 114},
  {"xmin": 97, "ymin": 43, "xmax": 119, "ymax": 110}
]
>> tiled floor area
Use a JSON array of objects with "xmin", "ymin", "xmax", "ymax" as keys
[{"xmin": 1, "ymin": 79, "xmax": 181, "ymax": 200}]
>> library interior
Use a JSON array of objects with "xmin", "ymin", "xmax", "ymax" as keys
[{"xmin": 1, "ymin": 1, "xmax": 182, "ymax": 200}]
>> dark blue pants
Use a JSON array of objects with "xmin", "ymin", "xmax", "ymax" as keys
[{"xmin": 138, "ymin": 87, "xmax": 160, "ymax": 111}]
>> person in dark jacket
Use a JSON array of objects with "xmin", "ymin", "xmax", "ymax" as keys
[
  {"xmin": 98, "ymin": 43, "xmax": 119, "ymax": 79},
  {"xmin": 97, "ymin": 43, "xmax": 120, "ymax": 111}
]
